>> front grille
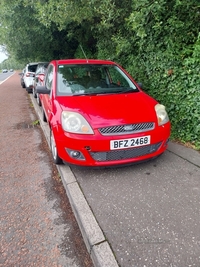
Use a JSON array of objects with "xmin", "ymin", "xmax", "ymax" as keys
[
  {"xmin": 99, "ymin": 122, "xmax": 155, "ymax": 136},
  {"xmin": 89, "ymin": 142, "xmax": 162, "ymax": 162}
]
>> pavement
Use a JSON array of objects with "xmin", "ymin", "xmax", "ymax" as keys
[
  {"xmin": 167, "ymin": 141, "xmax": 200, "ymax": 168},
  {"xmin": 30, "ymin": 93, "xmax": 200, "ymax": 267},
  {"xmin": 0, "ymin": 73, "xmax": 94, "ymax": 267}
]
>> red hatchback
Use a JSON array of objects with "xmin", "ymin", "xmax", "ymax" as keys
[{"xmin": 36, "ymin": 59, "xmax": 170, "ymax": 167}]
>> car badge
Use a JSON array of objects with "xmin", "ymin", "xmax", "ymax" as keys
[{"xmin": 124, "ymin": 125, "xmax": 134, "ymax": 131}]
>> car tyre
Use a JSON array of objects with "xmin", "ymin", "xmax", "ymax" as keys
[
  {"xmin": 33, "ymin": 88, "xmax": 37, "ymax": 98},
  {"xmin": 50, "ymin": 129, "xmax": 63, "ymax": 164},
  {"xmin": 26, "ymin": 87, "xmax": 32, "ymax": 94},
  {"xmin": 42, "ymin": 108, "xmax": 47, "ymax": 122}
]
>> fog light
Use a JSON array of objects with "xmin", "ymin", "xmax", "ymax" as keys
[
  {"xmin": 71, "ymin": 151, "xmax": 80, "ymax": 158},
  {"xmin": 66, "ymin": 148, "xmax": 85, "ymax": 161}
]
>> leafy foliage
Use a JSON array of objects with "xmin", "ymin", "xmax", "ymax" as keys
[
  {"xmin": 0, "ymin": 0, "xmax": 199, "ymax": 148},
  {"xmin": 124, "ymin": 0, "xmax": 200, "ymax": 148}
]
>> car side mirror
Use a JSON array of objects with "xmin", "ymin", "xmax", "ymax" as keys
[{"xmin": 36, "ymin": 85, "xmax": 50, "ymax": 94}]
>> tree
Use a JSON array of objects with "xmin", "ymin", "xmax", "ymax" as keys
[{"xmin": 0, "ymin": 0, "xmax": 79, "ymax": 62}]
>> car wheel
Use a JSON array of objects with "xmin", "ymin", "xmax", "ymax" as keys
[
  {"xmin": 37, "ymin": 93, "xmax": 41, "ymax": 106},
  {"xmin": 42, "ymin": 108, "xmax": 47, "ymax": 122},
  {"xmin": 22, "ymin": 83, "xmax": 25, "ymax": 88},
  {"xmin": 26, "ymin": 87, "xmax": 32, "ymax": 94},
  {"xmin": 50, "ymin": 129, "xmax": 63, "ymax": 164}
]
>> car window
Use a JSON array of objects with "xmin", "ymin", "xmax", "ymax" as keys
[
  {"xmin": 35, "ymin": 63, "xmax": 49, "ymax": 75},
  {"xmin": 56, "ymin": 64, "xmax": 138, "ymax": 96},
  {"xmin": 36, "ymin": 65, "xmax": 43, "ymax": 75},
  {"xmin": 107, "ymin": 66, "xmax": 130, "ymax": 87},
  {"xmin": 45, "ymin": 64, "xmax": 53, "ymax": 92},
  {"xmin": 28, "ymin": 64, "xmax": 38, "ymax": 73}
]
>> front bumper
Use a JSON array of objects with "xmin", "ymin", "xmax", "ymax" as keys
[
  {"xmin": 53, "ymin": 122, "xmax": 171, "ymax": 167},
  {"xmin": 24, "ymin": 77, "xmax": 34, "ymax": 93}
]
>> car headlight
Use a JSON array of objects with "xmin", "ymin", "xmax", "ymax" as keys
[
  {"xmin": 155, "ymin": 104, "xmax": 169, "ymax": 126},
  {"xmin": 61, "ymin": 111, "xmax": 94, "ymax": 134}
]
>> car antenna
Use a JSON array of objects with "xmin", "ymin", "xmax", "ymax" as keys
[{"xmin": 80, "ymin": 45, "xmax": 88, "ymax": 63}]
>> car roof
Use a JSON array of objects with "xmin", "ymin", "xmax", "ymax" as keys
[
  {"xmin": 54, "ymin": 59, "xmax": 117, "ymax": 65},
  {"xmin": 26, "ymin": 62, "xmax": 39, "ymax": 66},
  {"xmin": 36, "ymin": 62, "xmax": 49, "ymax": 67},
  {"xmin": 36, "ymin": 61, "xmax": 49, "ymax": 64}
]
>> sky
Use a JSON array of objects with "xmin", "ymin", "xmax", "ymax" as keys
[{"xmin": 0, "ymin": 51, "xmax": 8, "ymax": 63}]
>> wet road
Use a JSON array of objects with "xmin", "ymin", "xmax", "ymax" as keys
[{"xmin": 0, "ymin": 73, "xmax": 93, "ymax": 266}]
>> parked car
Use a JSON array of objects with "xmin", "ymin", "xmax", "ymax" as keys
[
  {"xmin": 32, "ymin": 62, "xmax": 49, "ymax": 106},
  {"xmin": 36, "ymin": 59, "xmax": 171, "ymax": 167},
  {"xmin": 24, "ymin": 62, "xmax": 38, "ymax": 93},
  {"xmin": 10, "ymin": 69, "xmax": 14, "ymax": 72},
  {"xmin": 2, "ymin": 69, "xmax": 8, "ymax": 73},
  {"xmin": 20, "ymin": 68, "xmax": 26, "ymax": 88}
]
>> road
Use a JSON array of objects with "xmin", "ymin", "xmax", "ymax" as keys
[
  {"xmin": 0, "ymin": 71, "xmax": 14, "ymax": 84},
  {"xmin": 0, "ymin": 72, "xmax": 93, "ymax": 267}
]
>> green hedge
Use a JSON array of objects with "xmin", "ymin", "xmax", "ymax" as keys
[{"xmin": 124, "ymin": 51, "xmax": 200, "ymax": 149}]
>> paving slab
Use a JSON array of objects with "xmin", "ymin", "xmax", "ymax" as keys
[{"xmin": 167, "ymin": 141, "xmax": 200, "ymax": 167}]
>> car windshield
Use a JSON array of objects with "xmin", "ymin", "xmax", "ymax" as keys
[
  {"xmin": 56, "ymin": 64, "xmax": 139, "ymax": 96},
  {"xmin": 28, "ymin": 64, "xmax": 38, "ymax": 73}
]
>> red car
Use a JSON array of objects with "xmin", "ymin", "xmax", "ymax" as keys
[{"xmin": 36, "ymin": 59, "xmax": 170, "ymax": 167}]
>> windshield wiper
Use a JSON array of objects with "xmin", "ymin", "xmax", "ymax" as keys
[
  {"xmin": 118, "ymin": 87, "xmax": 138, "ymax": 93},
  {"xmin": 73, "ymin": 90, "xmax": 113, "ymax": 96},
  {"xmin": 73, "ymin": 92, "xmax": 98, "ymax": 96},
  {"xmin": 72, "ymin": 88, "xmax": 138, "ymax": 96}
]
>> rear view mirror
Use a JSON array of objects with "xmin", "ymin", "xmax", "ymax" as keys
[{"xmin": 36, "ymin": 85, "xmax": 50, "ymax": 94}]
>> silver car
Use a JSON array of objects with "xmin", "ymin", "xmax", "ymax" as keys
[{"xmin": 24, "ymin": 62, "xmax": 38, "ymax": 93}]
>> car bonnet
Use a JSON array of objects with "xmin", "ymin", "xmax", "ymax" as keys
[{"xmin": 56, "ymin": 92, "xmax": 158, "ymax": 128}]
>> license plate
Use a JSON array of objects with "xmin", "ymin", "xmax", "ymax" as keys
[{"xmin": 110, "ymin": 135, "xmax": 150, "ymax": 150}]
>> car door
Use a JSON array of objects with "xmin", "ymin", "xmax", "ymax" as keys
[{"xmin": 42, "ymin": 64, "xmax": 54, "ymax": 122}]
